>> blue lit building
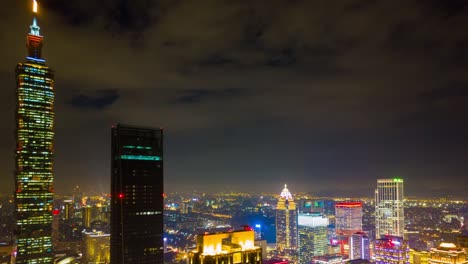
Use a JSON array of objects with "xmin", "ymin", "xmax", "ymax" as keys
[{"xmin": 14, "ymin": 1, "xmax": 55, "ymax": 263}]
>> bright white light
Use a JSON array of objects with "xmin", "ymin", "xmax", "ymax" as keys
[{"xmin": 33, "ymin": 0, "xmax": 38, "ymax": 13}]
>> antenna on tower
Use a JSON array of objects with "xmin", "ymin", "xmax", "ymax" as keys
[{"xmin": 33, "ymin": 0, "xmax": 38, "ymax": 13}]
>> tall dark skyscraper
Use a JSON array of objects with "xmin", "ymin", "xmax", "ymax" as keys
[
  {"xmin": 14, "ymin": 1, "xmax": 55, "ymax": 263},
  {"xmin": 111, "ymin": 124, "xmax": 164, "ymax": 264}
]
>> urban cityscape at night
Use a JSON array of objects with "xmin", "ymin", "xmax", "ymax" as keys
[{"xmin": 0, "ymin": 0, "xmax": 467, "ymax": 264}]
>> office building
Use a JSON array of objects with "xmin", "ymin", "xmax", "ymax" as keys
[
  {"xmin": 428, "ymin": 243, "xmax": 467, "ymax": 264},
  {"xmin": 375, "ymin": 178, "xmax": 405, "ymax": 237},
  {"xmin": 82, "ymin": 230, "xmax": 110, "ymax": 264},
  {"xmin": 63, "ymin": 200, "xmax": 74, "ymax": 220},
  {"xmin": 299, "ymin": 225, "xmax": 328, "ymax": 263},
  {"xmin": 14, "ymin": 1, "xmax": 55, "ymax": 263},
  {"xmin": 298, "ymin": 212, "xmax": 329, "ymax": 262},
  {"xmin": 110, "ymin": 124, "xmax": 164, "ymax": 263},
  {"xmin": 349, "ymin": 232, "xmax": 370, "ymax": 260},
  {"xmin": 82, "ymin": 206, "xmax": 92, "ymax": 228},
  {"xmin": 276, "ymin": 184, "xmax": 298, "ymax": 251},
  {"xmin": 188, "ymin": 229, "xmax": 262, "ymax": 264},
  {"xmin": 335, "ymin": 202, "xmax": 363, "ymax": 236},
  {"xmin": 409, "ymin": 249, "xmax": 429, "ymax": 264},
  {"xmin": 374, "ymin": 235, "xmax": 409, "ymax": 264}
]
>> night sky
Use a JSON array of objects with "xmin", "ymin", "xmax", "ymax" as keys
[{"xmin": 1, "ymin": 0, "xmax": 467, "ymax": 197}]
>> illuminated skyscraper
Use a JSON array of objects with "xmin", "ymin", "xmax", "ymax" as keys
[
  {"xmin": 335, "ymin": 202, "xmax": 363, "ymax": 236},
  {"xmin": 375, "ymin": 178, "xmax": 405, "ymax": 237},
  {"xmin": 374, "ymin": 235, "xmax": 409, "ymax": 264},
  {"xmin": 334, "ymin": 202, "xmax": 363, "ymax": 255},
  {"xmin": 14, "ymin": 1, "xmax": 55, "ymax": 263},
  {"xmin": 349, "ymin": 232, "xmax": 371, "ymax": 260},
  {"xmin": 276, "ymin": 184, "xmax": 298, "ymax": 250},
  {"xmin": 298, "ymin": 212, "xmax": 329, "ymax": 262},
  {"xmin": 110, "ymin": 124, "xmax": 164, "ymax": 264}
]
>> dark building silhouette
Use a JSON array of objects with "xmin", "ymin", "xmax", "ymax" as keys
[
  {"xmin": 15, "ymin": 1, "xmax": 55, "ymax": 263},
  {"xmin": 110, "ymin": 124, "xmax": 164, "ymax": 263}
]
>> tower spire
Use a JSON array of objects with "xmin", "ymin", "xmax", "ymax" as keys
[
  {"xmin": 26, "ymin": 0, "xmax": 44, "ymax": 60},
  {"xmin": 30, "ymin": 0, "xmax": 40, "ymax": 36}
]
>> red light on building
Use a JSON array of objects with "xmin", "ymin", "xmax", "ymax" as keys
[
  {"xmin": 52, "ymin": 209, "xmax": 60, "ymax": 215},
  {"xmin": 118, "ymin": 193, "xmax": 124, "ymax": 199},
  {"xmin": 243, "ymin": 225, "xmax": 254, "ymax": 231},
  {"xmin": 335, "ymin": 202, "xmax": 362, "ymax": 208}
]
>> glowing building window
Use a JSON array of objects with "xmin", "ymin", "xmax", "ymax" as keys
[{"xmin": 120, "ymin": 155, "xmax": 161, "ymax": 161}]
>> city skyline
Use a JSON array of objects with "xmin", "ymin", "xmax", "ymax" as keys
[{"xmin": 1, "ymin": 1, "xmax": 468, "ymax": 196}]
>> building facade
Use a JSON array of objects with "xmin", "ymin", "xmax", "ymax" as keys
[
  {"xmin": 374, "ymin": 235, "xmax": 409, "ymax": 264},
  {"xmin": 276, "ymin": 184, "xmax": 298, "ymax": 251},
  {"xmin": 428, "ymin": 243, "xmax": 468, "ymax": 264},
  {"xmin": 335, "ymin": 202, "xmax": 363, "ymax": 236},
  {"xmin": 188, "ymin": 229, "xmax": 262, "ymax": 264},
  {"xmin": 82, "ymin": 230, "xmax": 110, "ymax": 264},
  {"xmin": 110, "ymin": 125, "xmax": 164, "ymax": 263},
  {"xmin": 14, "ymin": 1, "xmax": 55, "ymax": 263},
  {"xmin": 299, "ymin": 226, "xmax": 328, "ymax": 263},
  {"xmin": 375, "ymin": 179, "xmax": 405, "ymax": 237},
  {"xmin": 349, "ymin": 232, "xmax": 370, "ymax": 260}
]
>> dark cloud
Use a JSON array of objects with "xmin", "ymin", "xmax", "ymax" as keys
[
  {"xmin": 68, "ymin": 89, "xmax": 120, "ymax": 110},
  {"xmin": 173, "ymin": 88, "xmax": 247, "ymax": 105}
]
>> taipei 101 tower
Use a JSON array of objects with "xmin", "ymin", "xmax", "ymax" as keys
[{"xmin": 14, "ymin": 0, "xmax": 55, "ymax": 263}]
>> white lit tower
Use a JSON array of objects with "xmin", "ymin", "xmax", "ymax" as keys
[
  {"xmin": 375, "ymin": 178, "xmax": 405, "ymax": 238},
  {"xmin": 276, "ymin": 184, "xmax": 298, "ymax": 251}
]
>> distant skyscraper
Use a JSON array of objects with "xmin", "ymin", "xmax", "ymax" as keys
[
  {"xmin": 82, "ymin": 230, "xmax": 110, "ymax": 264},
  {"xmin": 298, "ymin": 212, "xmax": 329, "ymax": 262},
  {"xmin": 349, "ymin": 232, "xmax": 371, "ymax": 260},
  {"xmin": 374, "ymin": 235, "xmax": 409, "ymax": 264},
  {"xmin": 298, "ymin": 224, "xmax": 328, "ymax": 263},
  {"xmin": 14, "ymin": 1, "xmax": 55, "ymax": 263},
  {"xmin": 335, "ymin": 202, "xmax": 363, "ymax": 236},
  {"xmin": 110, "ymin": 125, "xmax": 164, "ymax": 263},
  {"xmin": 276, "ymin": 184, "xmax": 298, "ymax": 251},
  {"xmin": 375, "ymin": 178, "xmax": 405, "ymax": 237}
]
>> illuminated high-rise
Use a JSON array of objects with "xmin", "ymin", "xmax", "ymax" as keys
[
  {"xmin": 14, "ymin": 1, "xmax": 55, "ymax": 263},
  {"xmin": 334, "ymin": 202, "xmax": 363, "ymax": 255},
  {"xmin": 298, "ymin": 222, "xmax": 328, "ymax": 263},
  {"xmin": 375, "ymin": 178, "xmax": 405, "ymax": 237},
  {"xmin": 374, "ymin": 235, "xmax": 409, "ymax": 264},
  {"xmin": 335, "ymin": 202, "xmax": 363, "ymax": 236},
  {"xmin": 298, "ymin": 212, "xmax": 329, "ymax": 262},
  {"xmin": 276, "ymin": 184, "xmax": 298, "ymax": 251},
  {"xmin": 110, "ymin": 124, "xmax": 164, "ymax": 263},
  {"xmin": 349, "ymin": 232, "xmax": 371, "ymax": 260}
]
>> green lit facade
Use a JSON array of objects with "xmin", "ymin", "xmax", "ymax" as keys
[{"xmin": 14, "ymin": 14, "xmax": 55, "ymax": 264}]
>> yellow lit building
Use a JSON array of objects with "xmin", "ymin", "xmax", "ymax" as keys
[
  {"xmin": 188, "ymin": 229, "xmax": 262, "ymax": 264},
  {"xmin": 81, "ymin": 230, "xmax": 110, "ymax": 264},
  {"xmin": 409, "ymin": 249, "xmax": 429, "ymax": 264},
  {"xmin": 428, "ymin": 243, "xmax": 468, "ymax": 264},
  {"xmin": 276, "ymin": 184, "xmax": 298, "ymax": 250}
]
